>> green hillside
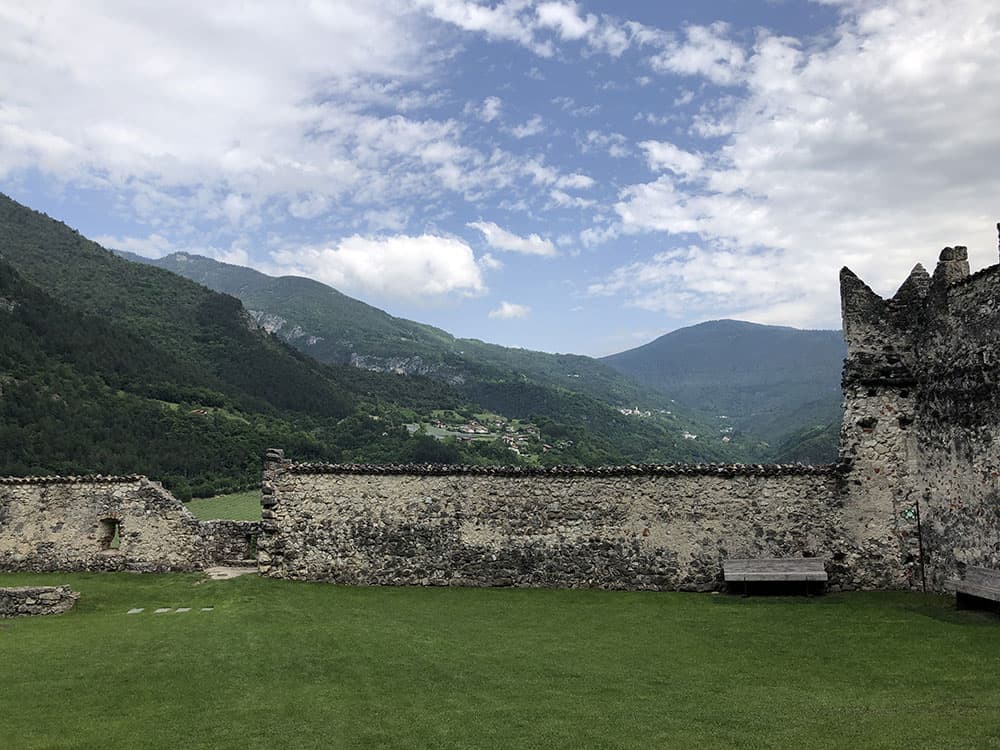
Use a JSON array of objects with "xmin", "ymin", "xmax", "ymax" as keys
[
  {"xmin": 602, "ymin": 319, "xmax": 846, "ymax": 460},
  {"xmin": 124, "ymin": 250, "xmax": 707, "ymax": 414},
  {"xmin": 127, "ymin": 251, "xmax": 847, "ymax": 462},
  {"xmin": 118, "ymin": 248, "xmax": 752, "ymax": 463},
  {"xmin": 1, "ymin": 194, "xmax": 750, "ymax": 496}
]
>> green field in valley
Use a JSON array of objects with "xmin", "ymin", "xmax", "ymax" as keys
[
  {"xmin": 2, "ymin": 573, "xmax": 999, "ymax": 749},
  {"xmin": 185, "ymin": 490, "xmax": 261, "ymax": 521}
]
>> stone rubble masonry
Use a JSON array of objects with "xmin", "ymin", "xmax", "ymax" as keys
[
  {"xmin": 200, "ymin": 520, "xmax": 263, "ymax": 565},
  {"xmin": 839, "ymin": 245, "xmax": 1000, "ymax": 591},
  {"xmin": 0, "ymin": 585, "xmax": 79, "ymax": 617},
  {"xmin": 0, "ymin": 475, "xmax": 260, "ymax": 572},
  {"xmin": 258, "ymin": 460, "xmax": 865, "ymax": 591}
]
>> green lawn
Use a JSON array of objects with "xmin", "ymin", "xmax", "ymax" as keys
[
  {"xmin": 185, "ymin": 489, "xmax": 261, "ymax": 520},
  {"xmin": 2, "ymin": 573, "xmax": 999, "ymax": 749}
]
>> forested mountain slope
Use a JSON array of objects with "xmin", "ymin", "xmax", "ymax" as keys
[
  {"xmin": 122, "ymin": 250, "xmax": 700, "ymax": 414},
  {"xmin": 119, "ymin": 248, "xmax": 751, "ymax": 462},
  {"xmin": 0, "ymin": 194, "xmax": 745, "ymax": 496},
  {"xmin": 603, "ymin": 319, "xmax": 845, "ymax": 459},
  {"xmin": 128, "ymin": 251, "xmax": 846, "ymax": 461}
]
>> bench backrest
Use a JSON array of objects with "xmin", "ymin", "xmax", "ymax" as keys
[{"xmin": 723, "ymin": 558, "xmax": 827, "ymax": 575}]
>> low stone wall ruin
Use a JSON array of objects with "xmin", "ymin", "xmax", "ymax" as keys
[
  {"xmin": 0, "ymin": 475, "xmax": 259, "ymax": 572},
  {"xmin": 200, "ymin": 520, "xmax": 262, "ymax": 565},
  {"xmin": 0, "ymin": 585, "xmax": 79, "ymax": 617}
]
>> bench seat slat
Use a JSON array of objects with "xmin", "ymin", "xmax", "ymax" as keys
[
  {"xmin": 726, "ymin": 571, "xmax": 829, "ymax": 582},
  {"xmin": 955, "ymin": 580, "xmax": 1000, "ymax": 603},
  {"xmin": 723, "ymin": 558, "xmax": 828, "ymax": 583},
  {"xmin": 964, "ymin": 566, "xmax": 1000, "ymax": 587}
]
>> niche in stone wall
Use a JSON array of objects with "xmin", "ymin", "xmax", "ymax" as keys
[
  {"xmin": 97, "ymin": 518, "xmax": 122, "ymax": 552},
  {"xmin": 244, "ymin": 533, "xmax": 258, "ymax": 561}
]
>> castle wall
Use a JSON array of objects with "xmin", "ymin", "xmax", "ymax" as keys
[
  {"xmin": 840, "ymin": 249, "xmax": 1000, "ymax": 591},
  {"xmin": 0, "ymin": 475, "xmax": 257, "ymax": 572},
  {"xmin": 909, "ymin": 268, "xmax": 1000, "ymax": 588},
  {"xmin": 257, "ymin": 460, "xmax": 899, "ymax": 591}
]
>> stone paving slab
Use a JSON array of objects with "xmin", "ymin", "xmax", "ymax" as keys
[{"xmin": 204, "ymin": 566, "xmax": 256, "ymax": 580}]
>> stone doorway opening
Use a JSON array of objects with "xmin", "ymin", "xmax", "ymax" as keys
[
  {"xmin": 98, "ymin": 518, "xmax": 122, "ymax": 551},
  {"xmin": 243, "ymin": 533, "xmax": 258, "ymax": 561}
]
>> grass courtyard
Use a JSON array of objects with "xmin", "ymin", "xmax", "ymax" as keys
[
  {"xmin": 2, "ymin": 572, "xmax": 999, "ymax": 749},
  {"xmin": 185, "ymin": 489, "xmax": 261, "ymax": 521}
]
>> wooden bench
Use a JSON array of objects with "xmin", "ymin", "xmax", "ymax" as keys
[
  {"xmin": 954, "ymin": 566, "xmax": 1000, "ymax": 612},
  {"xmin": 723, "ymin": 558, "xmax": 828, "ymax": 596}
]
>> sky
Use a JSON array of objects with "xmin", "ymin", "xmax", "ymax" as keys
[{"xmin": 2, "ymin": 0, "xmax": 999, "ymax": 356}]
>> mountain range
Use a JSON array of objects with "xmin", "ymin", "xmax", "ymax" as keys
[
  {"xmin": 125, "ymin": 249, "xmax": 846, "ymax": 461},
  {"xmin": 0, "ymin": 192, "xmax": 845, "ymax": 498}
]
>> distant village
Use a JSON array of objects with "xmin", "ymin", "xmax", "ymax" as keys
[{"xmin": 407, "ymin": 413, "xmax": 572, "ymax": 457}]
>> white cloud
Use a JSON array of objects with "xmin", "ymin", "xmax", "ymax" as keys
[
  {"xmin": 479, "ymin": 252, "xmax": 504, "ymax": 270},
  {"xmin": 420, "ymin": 0, "xmax": 645, "ymax": 58},
  {"xmin": 288, "ymin": 193, "xmax": 330, "ymax": 220},
  {"xmin": 0, "ymin": 2, "xmax": 431, "ymax": 181},
  {"xmin": 508, "ymin": 115, "xmax": 545, "ymax": 138},
  {"xmin": 96, "ymin": 232, "xmax": 174, "ymax": 259},
  {"xmin": 416, "ymin": 0, "xmax": 553, "ymax": 56},
  {"xmin": 536, "ymin": 2, "xmax": 596, "ymax": 41},
  {"xmin": 549, "ymin": 189, "xmax": 595, "ymax": 209},
  {"xmin": 0, "ymin": 2, "xmax": 578, "ymax": 241},
  {"xmin": 269, "ymin": 234, "xmax": 485, "ymax": 300},
  {"xmin": 588, "ymin": 245, "xmax": 800, "ymax": 320},
  {"xmin": 649, "ymin": 22, "xmax": 746, "ymax": 85},
  {"xmin": 579, "ymin": 130, "xmax": 629, "ymax": 158},
  {"xmin": 522, "ymin": 159, "xmax": 596, "ymax": 190},
  {"xmin": 552, "ymin": 96, "xmax": 601, "ymax": 118},
  {"xmin": 639, "ymin": 141, "xmax": 704, "ymax": 178},
  {"xmin": 598, "ymin": 0, "xmax": 1000, "ymax": 329},
  {"xmin": 98, "ymin": 233, "xmax": 250, "ymax": 267},
  {"xmin": 579, "ymin": 222, "xmax": 620, "ymax": 247},
  {"xmin": 468, "ymin": 221, "xmax": 556, "ymax": 256},
  {"xmin": 479, "ymin": 96, "xmax": 503, "ymax": 122},
  {"xmin": 489, "ymin": 301, "xmax": 530, "ymax": 319}
]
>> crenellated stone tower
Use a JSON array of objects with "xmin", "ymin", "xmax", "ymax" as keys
[{"xmin": 840, "ymin": 243, "xmax": 1000, "ymax": 590}]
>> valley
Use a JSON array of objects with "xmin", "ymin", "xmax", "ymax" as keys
[{"xmin": 1, "ymin": 192, "xmax": 844, "ymax": 501}]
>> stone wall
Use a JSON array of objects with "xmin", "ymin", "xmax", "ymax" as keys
[
  {"xmin": 201, "ymin": 520, "xmax": 262, "ymax": 565},
  {"xmin": 0, "ymin": 585, "xmax": 79, "ymax": 617},
  {"xmin": 0, "ymin": 475, "xmax": 257, "ymax": 572},
  {"xmin": 258, "ymin": 459, "xmax": 887, "ymax": 590},
  {"xmin": 839, "ymin": 245, "xmax": 1000, "ymax": 591}
]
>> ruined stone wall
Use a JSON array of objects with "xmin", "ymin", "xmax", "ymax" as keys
[
  {"xmin": 0, "ymin": 585, "xmax": 78, "ymax": 617},
  {"xmin": 910, "ymin": 263, "xmax": 1000, "ymax": 588},
  {"xmin": 200, "ymin": 520, "xmax": 262, "ymax": 565},
  {"xmin": 257, "ymin": 459, "xmax": 901, "ymax": 590},
  {"xmin": 0, "ymin": 475, "xmax": 247, "ymax": 572},
  {"xmin": 840, "ymin": 247, "xmax": 1000, "ymax": 591}
]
